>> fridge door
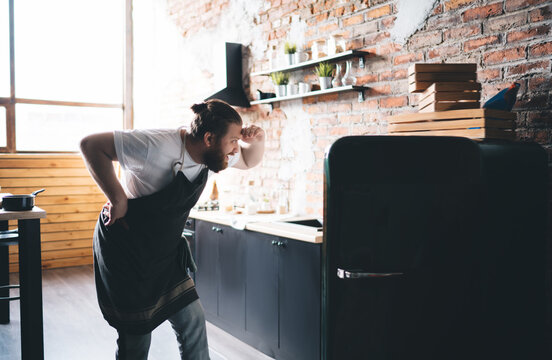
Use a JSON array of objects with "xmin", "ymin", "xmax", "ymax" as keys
[{"xmin": 323, "ymin": 136, "xmax": 485, "ymax": 360}]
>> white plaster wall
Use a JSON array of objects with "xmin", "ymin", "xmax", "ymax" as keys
[{"xmin": 390, "ymin": 0, "xmax": 437, "ymax": 45}]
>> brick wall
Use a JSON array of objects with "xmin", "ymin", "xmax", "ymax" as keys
[{"xmin": 166, "ymin": 0, "xmax": 552, "ymax": 350}]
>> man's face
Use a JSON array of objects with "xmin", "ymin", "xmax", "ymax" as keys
[{"xmin": 204, "ymin": 123, "xmax": 241, "ymax": 173}]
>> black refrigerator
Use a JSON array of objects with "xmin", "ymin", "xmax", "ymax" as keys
[{"xmin": 322, "ymin": 136, "xmax": 548, "ymax": 360}]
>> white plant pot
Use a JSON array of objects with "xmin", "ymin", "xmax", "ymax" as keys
[
  {"xmin": 274, "ymin": 84, "xmax": 287, "ymax": 97},
  {"xmin": 287, "ymin": 83, "xmax": 298, "ymax": 96},
  {"xmin": 285, "ymin": 54, "xmax": 295, "ymax": 65},
  {"xmin": 319, "ymin": 77, "xmax": 332, "ymax": 90}
]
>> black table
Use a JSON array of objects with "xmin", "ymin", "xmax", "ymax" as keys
[{"xmin": 0, "ymin": 207, "xmax": 46, "ymax": 360}]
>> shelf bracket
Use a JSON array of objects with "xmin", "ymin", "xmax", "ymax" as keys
[
  {"xmin": 358, "ymin": 90, "xmax": 365, "ymax": 103},
  {"xmin": 359, "ymin": 57, "xmax": 365, "ymax": 69}
]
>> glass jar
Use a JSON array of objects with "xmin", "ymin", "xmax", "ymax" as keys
[{"xmin": 311, "ymin": 40, "xmax": 327, "ymax": 60}]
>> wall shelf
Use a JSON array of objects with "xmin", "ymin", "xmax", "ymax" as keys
[
  {"xmin": 250, "ymin": 50, "xmax": 370, "ymax": 76},
  {"xmin": 250, "ymin": 85, "xmax": 368, "ymax": 105}
]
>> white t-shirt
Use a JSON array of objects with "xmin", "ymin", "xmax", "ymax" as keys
[{"xmin": 113, "ymin": 128, "xmax": 239, "ymax": 199}]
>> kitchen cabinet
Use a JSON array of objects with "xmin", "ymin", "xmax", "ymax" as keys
[
  {"xmin": 250, "ymin": 50, "xmax": 369, "ymax": 105},
  {"xmin": 216, "ymin": 224, "xmax": 246, "ymax": 329},
  {"xmin": 194, "ymin": 219, "xmax": 321, "ymax": 360},
  {"xmin": 194, "ymin": 220, "xmax": 219, "ymax": 317}
]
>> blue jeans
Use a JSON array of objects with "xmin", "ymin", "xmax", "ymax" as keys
[{"xmin": 116, "ymin": 299, "xmax": 210, "ymax": 360}]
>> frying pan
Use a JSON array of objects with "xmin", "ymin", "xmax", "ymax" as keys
[{"xmin": 2, "ymin": 189, "xmax": 45, "ymax": 211}]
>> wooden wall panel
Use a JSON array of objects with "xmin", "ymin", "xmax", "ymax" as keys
[{"xmin": 0, "ymin": 154, "xmax": 105, "ymax": 272}]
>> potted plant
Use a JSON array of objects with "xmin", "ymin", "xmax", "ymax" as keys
[
  {"xmin": 314, "ymin": 62, "xmax": 334, "ymax": 90},
  {"xmin": 270, "ymin": 71, "xmax": 290, "ymax": 97},
  {"xmin": 284, "ymin": 41, "xmax": 297, "ymax": 65}
]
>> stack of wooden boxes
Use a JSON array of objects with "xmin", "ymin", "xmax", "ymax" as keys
[{"xmin": 388, "ymin": 63, "xmax": 515, "ymax": 140}]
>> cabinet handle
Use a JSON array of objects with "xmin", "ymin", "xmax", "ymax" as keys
[
  {"xmin": 277, "ymin": 241, "xmax": 286, "ymax": 248},
  {"xmin": 211, "ymin": 226, "xmax": 223, "ymax": 233},
  {"xmin": 337, "ymin": 268, "xmax": 403, "ymax": 279},
  {"xmin": 271, "ymin": 240, "xmax": 278, "ymax": 246}
]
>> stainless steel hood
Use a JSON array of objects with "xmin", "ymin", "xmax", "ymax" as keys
[{"xmin": 205, "ymin": 42, "xmax": 250, "ymax": 108}]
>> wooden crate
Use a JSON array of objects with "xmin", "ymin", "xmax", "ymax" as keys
[
  {"xmin": 418, "ymin": 82, "xmax": 481, "ymax": 112},
  {"xmin": 387, "ymin": 109, "xmax": 516, "ymax": 140},
  {"xmin": 408, "ymin": 63, "xmax": 477, "ymax": 93}
]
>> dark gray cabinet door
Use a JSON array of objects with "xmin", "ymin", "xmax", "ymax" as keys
[
  {"xmin": 195, "ymin": 220, "xmax": 219, "ymax": 317},
  {"xmin": 217, "ymin": 225, "xmax": 246, "ymax": 330},
  {"xmin": 245, "ymin": 231, "xmax": 279, "ymax": 356},
  {"xmin": 278, "ymin": 238, "xmax": 321, "ymax": 360}
]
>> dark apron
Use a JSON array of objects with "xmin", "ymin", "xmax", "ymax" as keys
[{"xmin": 93, "ymin": 168, "xmax": 208, "ymax": 334}]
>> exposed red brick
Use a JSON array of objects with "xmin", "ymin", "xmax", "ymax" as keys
[
  {"xmin": 529, "ymin": 76, "xmax": 552, "ymax": 92},
  {"xmin": 380, "ymin": 96, "xmax": 408, "ymax": 108},
  {"xmin": 484, "ymin": 47, "xmax": 526, "ymax": 64},
  {"xmin": 331, "ymin": 6, "xmax": 345, "ymax": 17},
  {"xmin": 378, "ymin": 42, "xmax": 402, "ymax": 55},
  {"xmin": 506, "ymin": 60, "xmax": 550, "ymax": 76},
  {"xmin": 343, "ymin": 14, "xmax": 364, "ymax": 27},
  {"xmin": 362, "ymin": 31, "xmax": 388, "ymax": 46},
  {"xmin": 367, "ymin": 84, "xmax": 392, "ymax": 96},
  {"xmin": 507, "ymin": 25, "xmax": 551, "ymax": 43},
  {"xmin": 319, "ymin": 22, "xmax": 339, "ymax": 33},
  {"xmin": 339, "ymin": 114, "xmax": 362, "ymax": 124},
  {"xmin": 352, "ymin": 22, "xmax": 378, "ymax": 37},
  {"xmin": 462, "ymin": 3, "xmax": 503, "ymax": 22},
  {"xmin": 367, "ymin": 4, "xmax": 391, "ymax": 19},
  {"xmin": 352, "ymin": 99, "xmax": 379, "ymax": 111},
  {"xmin": 427, "ymin": 14, "xmax": 462, "ymax": 30},
  {"xmin": 433, "ymin": 3, "xmax": 444, "ymax": 15},
  {"xmin": 530, "ymin": 5, "xmax": 552, "ymax": 22},
  {"xmin": 315, "ymin": 117, "xmax": 338, "ymax": 126},
  {"xmin": 505, "ymin": 0, "xmax": 549, "ymax": 12},
  {"xmin": 445, "ymin": 0, "xmax": 477, "ymax": 11},
  {"xmin": 428, "ymin": 44, "xmax": 462, "ymax": 58},
  {"xmin": 324, "ymin": 0, "xmax": 337, "ymax": 10},
  {"xmin": 316, "ymin": 12, "xmax": 329, "ymax": 23},
  {"xmin": 356, "ymin": 73, "xmax": 378, "ymax": 83},
  {"xmin": 318, "ymin": 93, "xmax": 339, "ymax": 102},
  {"xmin": 444, "ymin": 24, "xmax": 481, "ymax": 40},
  {"xmin": 464, "ymin": 35, "xmax": 500, "ymax": 51},
  {"xmin": 408, "ymin": 31, "xmax": 442, "ymax": 49},
  {"xmin": 330, "ymin": 126, "xmax": 349, "ymax": 136},
  {"xmin": 483, "ymin": 13, "xmax": 526, "ymax": 33},
  {"xmin": 478, "ymin": 68, "xmax": 502, "ymax": 81},
  {"xmin": 529, "ymin": 42, "xmax": 552, "ymax": 57},
  {"xmin": 515, "ymin": 94, "xmax": 549, "ymax": 110},
  {"xmin": 393, "ymin": 52, "xmax": 423, "ymax": 65},
  {"xmin": 380, "ymin": 15, "xmax": 396, "ymax": 30},
  {"xmin": 527, "ymin": 111, "xmax": 552, "ymax": 125}
]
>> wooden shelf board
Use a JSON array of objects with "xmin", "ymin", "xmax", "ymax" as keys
[
  {"xmin": 250, "ymin": 50, "xmax": 370, "ymax": 76},
  {"xmin": 250, "ymin": 85, "xmax": 367, "ymax": 105}
]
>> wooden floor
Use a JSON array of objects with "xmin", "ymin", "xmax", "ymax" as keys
[{"xmin": 0, "ymin": 265, "xmax": 272, "ymax": 360}]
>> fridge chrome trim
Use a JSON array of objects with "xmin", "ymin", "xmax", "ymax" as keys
[{"xmin": 336, "ymin": 268, "xmax": 404, "ymax": 279}]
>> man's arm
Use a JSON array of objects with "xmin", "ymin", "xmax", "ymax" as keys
[
  {"xmin": 80, "ymin": 132, "xmax": 128, "ymax": 226},
  {"xmin": 234, "ymin": 125, "xmax": 265, "ymax": 170}
]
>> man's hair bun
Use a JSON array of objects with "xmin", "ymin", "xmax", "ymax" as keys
[{"xmin": 191, "ymin": 102, "xmax": 208, "ymax": 114}]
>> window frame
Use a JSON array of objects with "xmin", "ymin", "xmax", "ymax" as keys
[{"xmin": 0, "ymin": 0, "xmax": 133, "ymax": 153}]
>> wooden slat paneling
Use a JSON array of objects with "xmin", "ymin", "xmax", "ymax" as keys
[
  {"xmin": 1, "ymin": 154, "xmax": 98, "ymax": 272},
  {"xmin": 2, "ymin": 185, "xmax": 103, "ymax": 196}
]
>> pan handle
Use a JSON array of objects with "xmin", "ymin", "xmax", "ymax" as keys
[{"xmin": 31, "ymin": 189, "xmax": 46, "ymax": 196}]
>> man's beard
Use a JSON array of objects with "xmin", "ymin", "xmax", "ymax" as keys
[{"xmin": 204, "ymin": 144, "xmax": 228, "ymax": 173}]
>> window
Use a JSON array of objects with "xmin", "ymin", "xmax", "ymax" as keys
[{"xmin": 1, "ymin": 0, "xmax": 129, "ymax": 152}]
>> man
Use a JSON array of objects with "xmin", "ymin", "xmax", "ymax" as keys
[{"xmin": 80, "ymin": 99, "xmax": 265, "ymax": 359}]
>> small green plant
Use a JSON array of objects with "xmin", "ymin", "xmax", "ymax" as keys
[
  {"xmin": 314, "ymin": 62, "xmax": 334, "ymax": 77},
  {"xmin": 270, "ymin": 71, "xmax": 290, "ymax": 85},
  {"xmin": 284, "ymin": 42, "xmax": 297, "ymax": 54}
]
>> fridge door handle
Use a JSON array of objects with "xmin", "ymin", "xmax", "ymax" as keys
[{"xmin": 337, "ymin": 268, "xmax": 404, "ymax": 279}]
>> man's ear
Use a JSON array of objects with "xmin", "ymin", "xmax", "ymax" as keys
[{"xmin": 203, "ymin": 132, "xmax": 216, "ymax": 147}]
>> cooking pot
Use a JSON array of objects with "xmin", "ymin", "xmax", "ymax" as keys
[{"xmin": 2, "ymin": 189, "xmax": 45, "ymax": 211}]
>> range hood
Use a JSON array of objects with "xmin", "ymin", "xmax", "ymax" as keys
[{"xmin": 205, "ymin": 42, "xmax": 250, "ymax": 108}]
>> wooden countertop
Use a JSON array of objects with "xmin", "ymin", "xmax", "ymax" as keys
[
  {"xmin": 0, "ymin": 206, "xmax": 47, "ymax": 221},
  {"xmin": 189, "ymin": 210, "xmax": 323, "ymax": 244}
]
